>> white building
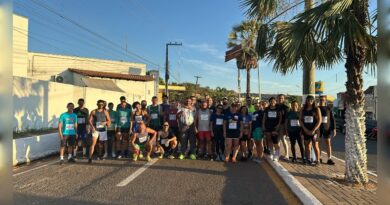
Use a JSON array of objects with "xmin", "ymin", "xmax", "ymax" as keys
[{"xmin": 12, "ymin": 14, "xmax": 159, "ymax": 131}]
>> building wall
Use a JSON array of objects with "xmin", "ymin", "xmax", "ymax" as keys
[
  {"xmin": 13, "ymin": 76, "xmax": 126, "ymax": 132},
  {"xmin": 13, "ymin": 14, "xmax": 28, "ymax": 77},
  {"xmin": 27, "ymin": 52, "xmax": 147, "ymax": 81},
  {"xmin": 115, "ymin": 79, "xmax": 155, "ymax": 103}
]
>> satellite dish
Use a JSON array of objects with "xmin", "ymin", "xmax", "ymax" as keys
[{"xmin": 55, "ymin": 76, "xmax": 64, "ymax": 83}]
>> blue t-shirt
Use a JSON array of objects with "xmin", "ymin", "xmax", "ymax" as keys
[
  {"xmin": 59, "ymin": 112, "xmax": 77, "ymax": 136},
  {"xmin": 224, "ymin": 112, "xmax": 241, "ymax": 135},
  {"xmin": 210, "ymin": 113, "xmax": 225, "ymax": 131}
]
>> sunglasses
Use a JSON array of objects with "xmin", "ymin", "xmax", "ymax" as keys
[{"xmin": 163, "ymin": 125, "xmax": 169, "ymax": 127}]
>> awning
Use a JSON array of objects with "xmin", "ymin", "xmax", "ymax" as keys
[{"xmin": 81, "ymin": 77, "xmax": 125, "ymax": 93}]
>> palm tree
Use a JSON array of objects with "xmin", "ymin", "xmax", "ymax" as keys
[
  {"xmin": 227, "ymin": 20, "xmax": 259, "ymax": 98},
  {"xmin": 267, "ymin": 0, "xmax": 376, "ymax": 185}
]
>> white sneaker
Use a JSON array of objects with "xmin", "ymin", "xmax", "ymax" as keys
[
  {"xmin": 103, "ymin": 153, "xmax": 108, "ymax": 159},
  {"xmin": 274, "ymin": 157, "xmax": 278, "ymax": 162},
  {"xmin": 270, "ymin": 154, "xmax": 274, "ymax": 161},
  {"xmin": 117, "ymin": 155, "xmax": 122, "ymax": 159},
  {"xmin": 111, "ymin": 152, "xmax": 116, "ymax": 158}
]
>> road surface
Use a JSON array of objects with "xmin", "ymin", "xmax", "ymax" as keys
[{"xmin": 14, "ymin": 156, "xmax": 299, "ymax": 205}]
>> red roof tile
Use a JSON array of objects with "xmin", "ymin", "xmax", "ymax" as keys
[{"xmin": 69, "ymin": 68, "xmax": 155, "ymax": 82}]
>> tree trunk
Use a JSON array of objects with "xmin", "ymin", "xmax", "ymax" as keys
[
  {"xmin": 246, "ymin": 68, "xmax": 251, "ymax": 98},
  {"xmin": 302, "ymin": 0, "xmax": 315, "ymax": 96},
  {"xmin": 344, "ymin": 0, "xmax": 369, "ymax": 185},
  {"xmin": 302, "ymin": 61, "xmax": 315, "ymax": 95},
  {"xmin": 238, "ymin": 69, "xmax": 241, "ymax": 101}
]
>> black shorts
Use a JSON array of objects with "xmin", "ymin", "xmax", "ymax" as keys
[
  {"xmin": 320, "ymin": 127, "xmax": 331, "ymax": 139},
  {"xmin": 226, "ymin": 132, "xmax": 239, "ymax": 139},
  {"xmin": 107, "ymin": 130, "xmax": 116, "ymax": 140},
  {"xmin": 271, "ymin": 134, "xmax": 279, "ymax": 144},
  {"xmin": 61, "ymin": 135, "xmax": 76, "ymax": 147},
  {"xmin": 120, "ymin": 127, "xmax": 130, "ymax": 134},
  {"xmin": 240, "ymin": 134, "xmax": 251, "ymax": 142},
  {"xmin": 304, "ymin": 134, "xmax": 318, "ymax": 142},
  {"xmin": 264, "ymin": 127, "xmax": 277, "ymax": 133}
]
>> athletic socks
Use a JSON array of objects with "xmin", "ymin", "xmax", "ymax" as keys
[
  {"xmin": 83, "ymin": 148, "xmax": 87, "ymax": 155},
  {"xmin": 73, "ymin": 150, "xmax": 77, "ymax": 157},
  {"xmin": 68, "ymin": 154, "xmax": 72, "ymax": 160},
  {"xmin": 60, "ymin": 156, "xmax": 64, "ymax": 160}
]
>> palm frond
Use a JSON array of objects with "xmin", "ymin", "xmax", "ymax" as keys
[{"xmin": 240, "ymin": 0, "xmax": 279, "ymax": 21}]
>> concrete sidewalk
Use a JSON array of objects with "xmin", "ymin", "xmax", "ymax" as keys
[{"xmin": 266, "ymin": 149, "xmax": 377, "ymax": 205}]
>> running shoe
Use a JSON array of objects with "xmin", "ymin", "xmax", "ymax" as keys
[
  {"xmin": 231, "ymin": 157, "xmax": 237, "ymax": 163},
  {"xmin": 158, "ymin": 153, "xmax": 163, "ymax": 159},
  {"xmin": 68, "ymin": 157, "xmax": 76, "ymax": 163},
  {"xmin": 189, "ymin": 154, "xmax": 197, "ymax": 160},
  {"xmin": 203, "ymin": 155, "xmax": 209, "ymax": 160},
  {"xmin": 103, "ymin": 153, "xmax": 108, "ymax": 159},
  {"xmin": 168, "ymin": 154, "xmax": 175, "ymax": 159},
  {"xmin": 224, "ymin": 156, "xmax": 229, "ymax": 162},
  {"xmin": 132, "ymin": 153, "xmax": 138, "ymax": 161},
  {"xmin": 146, "ymin": 155, "xmax": 151, "ymax": 162},
  {"xmin": 327, "ymin": 159, "xmax": 335, "ymax": 165},
  {"xmin": 111, "ymin": 152, "xmax": 116, "ymax": 158},
  {"xmin": 270, "ymin": 154, "xmax": 274, "ymax": 161},
  {"xmin": 292, "ymin": 157, "xmax": 297, "ymax": 163},
  {"xmin": 139, "ymin": 153, "xmax": 144, "ymax": 159},
  {"xmin": 178, "ymin": 154, "xmax": 185, "ymax": 160},
  {"xmin": 88, "ymin": 158, "xmax": 92, "ymax": 164},
  {"xmin": 313, "ymin": 160, "xmax": 320, "ymax": 166},
  {"xmin": 117, "ymin": 155, "xmax": 122, "ymax": 159},
  {"xmin": 60, "ymin": 159, "xmax": 64, "ymax": 165}
]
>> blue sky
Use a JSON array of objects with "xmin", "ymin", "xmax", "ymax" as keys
[{"xmin": 14, "ymin": 0, "xmax": 377, "ymax": 98}]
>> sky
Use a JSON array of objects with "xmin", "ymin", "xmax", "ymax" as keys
[{"xmin": 14, "ymin": 0, "xmax": 378, "ymax": 98}]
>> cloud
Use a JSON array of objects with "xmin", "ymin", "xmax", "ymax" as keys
[
  {"xmin": 185, "ymin": 43, "xmax": 221, "ymax": 57},
  {"xmin": 182, "ymin": 58, "xmax": 234, "ymax": 74}
]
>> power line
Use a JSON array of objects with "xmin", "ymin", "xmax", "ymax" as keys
[{"xmin": 29, "ymin": 0, "xmax": 161, "ymax": 67}]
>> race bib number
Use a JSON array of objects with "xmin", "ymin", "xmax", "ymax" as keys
[
  {"xmin": 252, "ymin": 114, "xmax": 258, "ymax": 121},
  {"xmin": 135, "ymin": 115, "xmax": 143, "ymax": 122},
  {"xmin": 151, "ymin": 113, "xmax": 158, "ymax": 119},
  {"xmin": 322, "ymin": 116, "xmax": 328, "ymax": 123},
  {"xmin": 169, "ymin": 114, "xmax": 176, "ymax": 121},
  {"xmin": 138, "ymin": 135, "xmax": 148, "ymax": 143},
  {"xmin": 200, "ymin": 114, "xmax": 209, "ymax": 121},
  {"xmin": 96, "ymin": 122, "xmax": 105, "ymax": 128},
  {"xmin": 65, "ymin": 124, "xmax": 75, "ymax": 131},
  {"xmin": 268, "ymin": 111, "xmax": 277, "ymax": 118},
  {"xmin": 304, "ymin": 116, "xmax": 314, "ymax": 123},
  {"xmin": 229, "ymin": 122, "xmax": 237, "ymax": 129},
  {"xmin": 290, "ymin": 120, "xmax": 300, "ymax": 127},
  {"xmin": 120, "ymin": 116, "xmax": 128, "ymax": 124},
  {"xmin": 233, "ymin": 115, "xmax": 239, "ymax": 120},
  {"xmin": 77, "ymin": 117, "xmax": 85, "ymax": 124},
  {"xmin": 216, "ymin": 118, "xmax": 223, "ymax": 125}
]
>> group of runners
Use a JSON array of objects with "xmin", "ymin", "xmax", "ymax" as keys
[{"xmin": 58, "ymin": 93, "xmax": 336, "ymax": 166}]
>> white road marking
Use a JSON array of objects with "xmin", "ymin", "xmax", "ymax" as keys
[
  {"xmin": 116, "ymin": 158, "xmax": 158, "ymax": 187},
  {"xmin": 13, "ymin": 160, "xmax": 58, "ymax": 177}
]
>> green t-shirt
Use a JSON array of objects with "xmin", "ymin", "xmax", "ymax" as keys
[
  {"xmin": 116, "ymin": 106, "xmax": 132, "ymax": 128},
  {"xmin": 148, "ymin": 105, "xmax": 161, "ymax": 127}
]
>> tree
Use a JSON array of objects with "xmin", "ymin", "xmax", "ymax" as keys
[
  {"xmin": 268, "ymin": 0, "xmax": 376, "ymax": 185},
  {"xmin": 227, "ymin": 20, "xmax": 259, "ymax": 98}
]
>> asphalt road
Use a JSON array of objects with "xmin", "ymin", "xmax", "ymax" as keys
[
  {"xmin": 14, "ymin": 156, "xmax": 299, "ymax": 205},
  {"xmin": 320, "ymin": 133, "xmax": 377, "ymax": 174}
]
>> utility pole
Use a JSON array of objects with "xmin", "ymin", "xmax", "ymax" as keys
[
  {"xmin": 194, "ymin": 75, "xmax": 202, "ymax": 96},
  {"xmin": 165, "ymin": 42, "xmax": 182, "ymax": 98}
]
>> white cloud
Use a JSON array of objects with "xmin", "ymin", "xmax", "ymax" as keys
[
  {"xmin": 186, "ymin": 43, "xmax": 220, "ymax": 56},
  {"xmin": 182, "ymin": 58, "xmax": 234, "ymax": 74}
]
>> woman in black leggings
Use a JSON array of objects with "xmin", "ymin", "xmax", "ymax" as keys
[{"xmin": 285, "ymin": 101, "xmax": 305, "ymax": 163}]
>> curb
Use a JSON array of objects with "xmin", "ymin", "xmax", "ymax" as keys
[{"xmin": 262, "ymin": 157, "xmax": 323, "ymax": 205}]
